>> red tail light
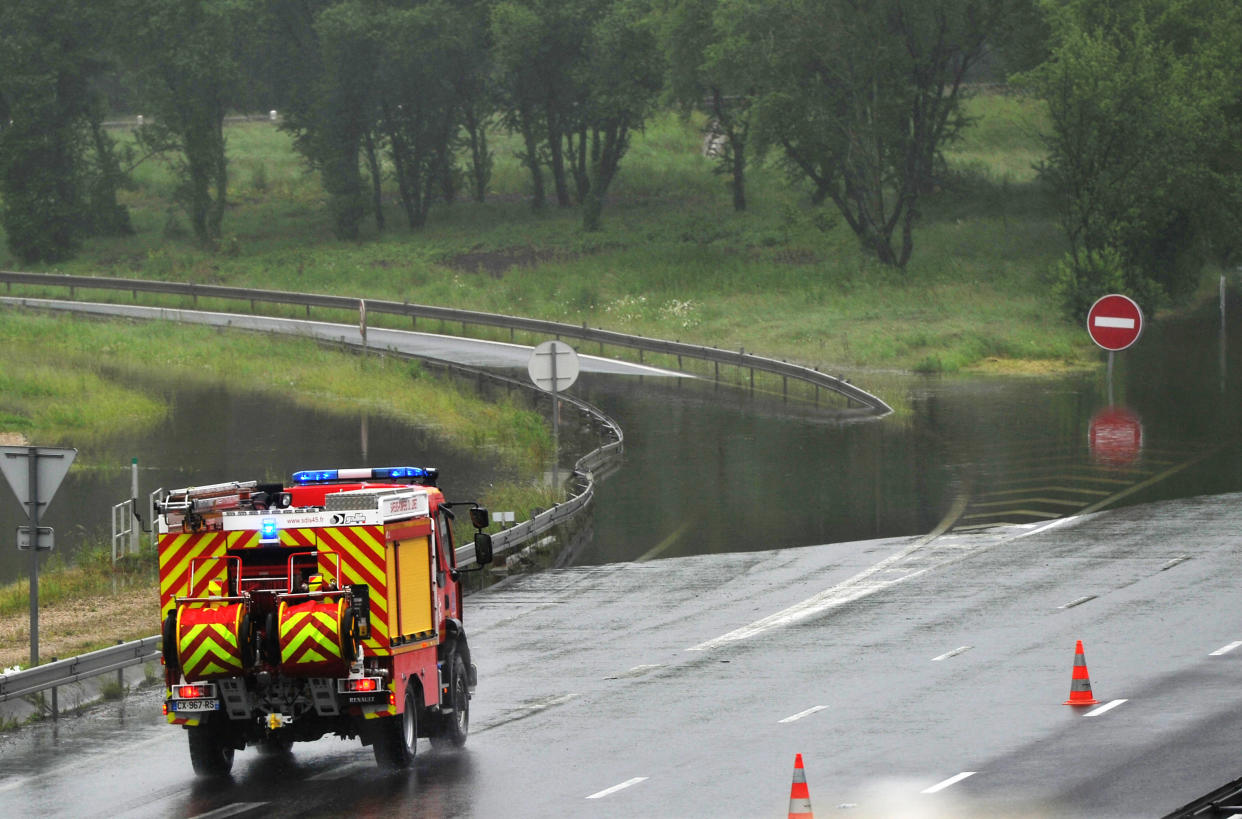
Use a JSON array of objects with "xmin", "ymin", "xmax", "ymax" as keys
[
  {"xmin": 343, "ymin": 677, "xmax": 380, "ymax": 692},
  {"xmin": 177, "ymin": 684, "xmax": 206, "ymax": 699}
]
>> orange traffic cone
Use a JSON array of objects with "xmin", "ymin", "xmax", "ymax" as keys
[
  {"xmin": 1063, "ymin": 640, "xmax": 1100, "ymax": 706},
  {"xmin": 788, "ymin": 753, "xmax": 813, "ymax": 819}
]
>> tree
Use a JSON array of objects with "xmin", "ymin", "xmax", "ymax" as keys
[
  {"xmin": 663, "ymin": 0, "xmax": 759, "ymax": 211},
  {"xmin": 736, "ymin": 0, "xmax": 1011, "ymax": 267},
  {"xmin": 491, "ymin": 0, "xmax": 596, "ymax": 209},
  {"xmin": 574, "ymin": 1, "xmax": 663, "ymax": 230},
  {"xmin": 120, "ymin": 0, "xmax": 249, "ymax": 247},
  {"xmin": 375, "ymin": 2, "xmax": 465, "ymax": 228},
  {"xmin": 0, "ymin": 0, "xmax": 131, "ymax": 264},
  {"xmin": 1021, "ymin": 0, "xmax": 1242, "ymax": 316}
]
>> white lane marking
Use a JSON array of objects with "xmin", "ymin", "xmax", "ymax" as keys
[
  {"xmin": 689, "ymin": 514, "xmax": 1084, "ymax": 652},
  {"xmin": 1084, "ymin": 699, "xmax": 1128, "ymax": 717},
  {"xmin": 1161, "ymin": 556, "xmax": 1191, "ymax": 570},
  {"xmin": 187, "ymin": 803, "xmax": 270, "ymax": 819},
  {"xmin": 931, "ymin": 645, "xmax": 972, "ymax": 662},
  {"xmin": 606, "ymin": 663, "xmax": 664, "ymax": 680},
  {"xmin": 308, "ymin": 761, "xmax": 373, "ymax": 781},
  {"xmin": 1059, "ymin": 595, "xmax": 1097, "ymax": 609},
  {"xmin": 1211, "ymin": 641, "xmax": 1242, "ymax": 656},
  {"xmin": 921, "ymin": 772, "xmax": 976, "ymax": 794},
  {"xmin": 1094, "ymin": 316, "xmax": 1135, "ymax": 329},
  {"xmin": 779, "ymin": 705, "xmax": 828, "ymax": 723},
  {"xmin": 586, "ymin": 776, "xmax": 648, "ymax": 799}
]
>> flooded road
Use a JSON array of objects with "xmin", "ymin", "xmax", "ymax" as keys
[{"xmin": 1, "ymin": 282, "xmax": 1239, "ymax": 581}]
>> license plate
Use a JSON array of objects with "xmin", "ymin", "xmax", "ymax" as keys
[{"xmin": 173, "ymin": 699, "xmax": 220, "ymax": 712}]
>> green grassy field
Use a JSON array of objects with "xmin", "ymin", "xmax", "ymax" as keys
[{"xmin": 1, "ymin": 93, "xmax": 1102, "ymax": 377}]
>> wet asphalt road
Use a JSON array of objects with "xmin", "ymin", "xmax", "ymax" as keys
[{"xmin": 4, "ymin": 492, "xmax": 1242, "ymax": 817}]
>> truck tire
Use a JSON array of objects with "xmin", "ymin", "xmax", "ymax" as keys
[
  {"xmin": 373, "ymin": 688, "xmax": 417, "ymax": 769},
  {"xmin": 187, "ymin": 716, "xmax": 235, "ymax": 777},
  {"xmin": 430, "ymin": 652, "xmax": 469, "ymax": 749}
]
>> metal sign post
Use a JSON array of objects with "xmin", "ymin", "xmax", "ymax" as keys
[
  {"xmin": 1086, "ymin": 293, "xmax": 1144, "ymax": 406},
  {"xmin": 527, "ymin": 341, "xmax": 580, "ymax": 492},
  {"xmin": 0, "ymin": 446, "xmax": 77, "ymax": 666}
]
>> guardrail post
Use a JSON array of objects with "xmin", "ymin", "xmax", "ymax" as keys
[
  {"xmin": 116, "ymin": 641, "xmax": 124, "ymax": 690},
  {"xmin": 50, "ymin": 657, "xmax": 58, "ymax": 720}
]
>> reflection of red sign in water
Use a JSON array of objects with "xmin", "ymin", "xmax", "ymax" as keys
[{"xmin": 1089, "ymin": 406, "xmax": 1143, "ymax": 467}]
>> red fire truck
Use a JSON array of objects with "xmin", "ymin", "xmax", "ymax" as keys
[{"xmin": 154, "ymin": 466, "xmax": 493, "ymax": 776}]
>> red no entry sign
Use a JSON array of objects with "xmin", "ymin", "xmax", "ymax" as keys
[{"xmin": 1086, "ymin": 294, "xmax": 1143, "ymax": 351}]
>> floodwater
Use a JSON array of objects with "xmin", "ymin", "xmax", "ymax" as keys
[{"xmin": 2, "ymin": 282, "xmax": 1240, "ymax": 583}]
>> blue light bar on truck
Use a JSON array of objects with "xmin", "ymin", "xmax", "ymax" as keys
[{"xmin": 292, "ymin": 467, "xmax": 435, "ymax": 484}]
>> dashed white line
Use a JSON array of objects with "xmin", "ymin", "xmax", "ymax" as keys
[
  {"xmin": 931, "ymin": 645, "xmax": 973, "ymax": 661},
  {"xmin": 187, "ymin": 803, "xmax": 269, "ymax": 819},
  {"xmin": 1210, "ymin": 641, "xmax": 1242, "ymax": 656},
  {"xmin": 1084, "ymin": 699, "xmax": 1128, "ymax": 717},
  {"xmin": 1161, "ymin": 556, "xmax": 1191, "ymax": 571},
  {"xmin": 606, "ymin": 663, "xmax": 664, "ymax": 680},
  {"xmin": 921, "ymin": 771, "xmax": 976, "ymax": 794},
  {"xmin": 1059, "ymin": 595, "xmax": 1096, "ymax": 609},
  {"xmin": 586, "ymin": 776, "xmax": 648, "ymax": 799},
  {"xmin": 779, "ymin": 705, "xmax": 828, "ymax": 723}
]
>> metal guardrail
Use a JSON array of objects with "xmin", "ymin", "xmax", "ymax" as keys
[
  {"xmin": 1, "ymin": 328, "xmax": 622, "ymax": 703},
  {"xmin": 0, "ymin": 636, "xmax": 161, "ymax": 703},
  {"xmin": 0, "ymin": 271, "xmax": 892, "ymax": 415}
]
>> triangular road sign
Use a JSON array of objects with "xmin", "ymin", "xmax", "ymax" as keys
[{"xmin": 0, "ymin": 446, "xmax": 77, "ymax": 518}]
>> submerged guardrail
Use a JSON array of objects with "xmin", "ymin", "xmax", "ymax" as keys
[{"xmin": 0, "ymin": 271, "xmax": 892, "ymax": 416}]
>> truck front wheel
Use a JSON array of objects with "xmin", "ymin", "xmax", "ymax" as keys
[
  {"xmin": 430, "ymin": 652, "xmax": 469, "ymax": 749},
  {"xmin": 373, "ymin": 688, "xmax": 417, "ymax": 769},
  {"xmin": 187, "ymin": 716, "xmax": 235, "ymax": 777}
]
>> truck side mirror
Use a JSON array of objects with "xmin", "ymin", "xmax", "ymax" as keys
[
  {"xmin": 474, "ymin": 532, "xmax": 493, "ymax": 566},
  {"xmin": 469, "ymin": 506, "xmax": 490, "ymax": 530}
]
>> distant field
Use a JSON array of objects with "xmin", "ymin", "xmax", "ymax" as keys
[{"xmin": 1, "ymin": 93, "xmax": 1098, "ymax": 376}]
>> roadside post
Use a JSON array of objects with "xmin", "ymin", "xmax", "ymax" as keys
[
  {"xmin": 528, "ymin": 340, "xmax": 580, "ymax": 492},
  {"xmin": 0, "ymin": 446, "xmax": 77, "ymax": 666},
  {"xmin": 1087, "ymin": 294, "xmax": 1144, "ymax": 403}
]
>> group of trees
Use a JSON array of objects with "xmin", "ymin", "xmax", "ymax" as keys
[
  {"xmin": 2, "ymin": 0, "xmax": 1240, "ymax": 318},
  {"xmin": 1020, "ymin": 0, "xmax": 1242, "ymax": 317},
  {"xmin": 0, "ymin": 0, "xmax": 1024, "ymax": 266}
]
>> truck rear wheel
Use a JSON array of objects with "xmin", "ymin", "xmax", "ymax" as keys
[
  {"xmin": 430, "ymin": 652, "xmax": 469, "ymax": 749},
  {"xmin": 187, "ymin": 716, "xmax": 235, "ymax": 777},
  {"xmin": 373, "ymin": 688, "xmax": 417, "ymax": 769}
]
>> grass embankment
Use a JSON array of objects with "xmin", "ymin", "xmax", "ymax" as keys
[
  {"xmin": 0, "ymin": 310, "xmax": 554, "ymax": 671},
  {"xmin": 3, "ymin": 93, "xmax": 1093, "ymax": 377}
]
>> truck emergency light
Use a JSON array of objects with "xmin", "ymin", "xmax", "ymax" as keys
[
  {"xmin": 260, "ymin": 517, "xmax": 279, "ymax": 542},
  {"xmin": 292, "ymin": 466, "xmax": 437, "ymax": 484}
]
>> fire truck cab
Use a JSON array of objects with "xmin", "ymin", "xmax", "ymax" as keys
[{"xmin": 154, "ymin": 466, "xmax": 493, "ymax": 776}]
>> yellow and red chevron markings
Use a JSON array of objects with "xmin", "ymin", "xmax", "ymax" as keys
[
  {"xmin": 159, "ymin": 533, "xmax": 228, "ymax": 613},
  {"xmin": 318, "ymin": 526, "xmax": 389, "ymax": 654},
  {"xmin": 278, "ymin": 598, "xmax": 349, "ymax": 675},
  {"xmin": 176, "ymin": 603, "xmax": 246, "ymax": 681}
]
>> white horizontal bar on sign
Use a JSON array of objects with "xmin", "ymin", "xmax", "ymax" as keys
[{"xmin": 1094, "ymin": 316, "xmax": 1135, "ymax": 329}]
